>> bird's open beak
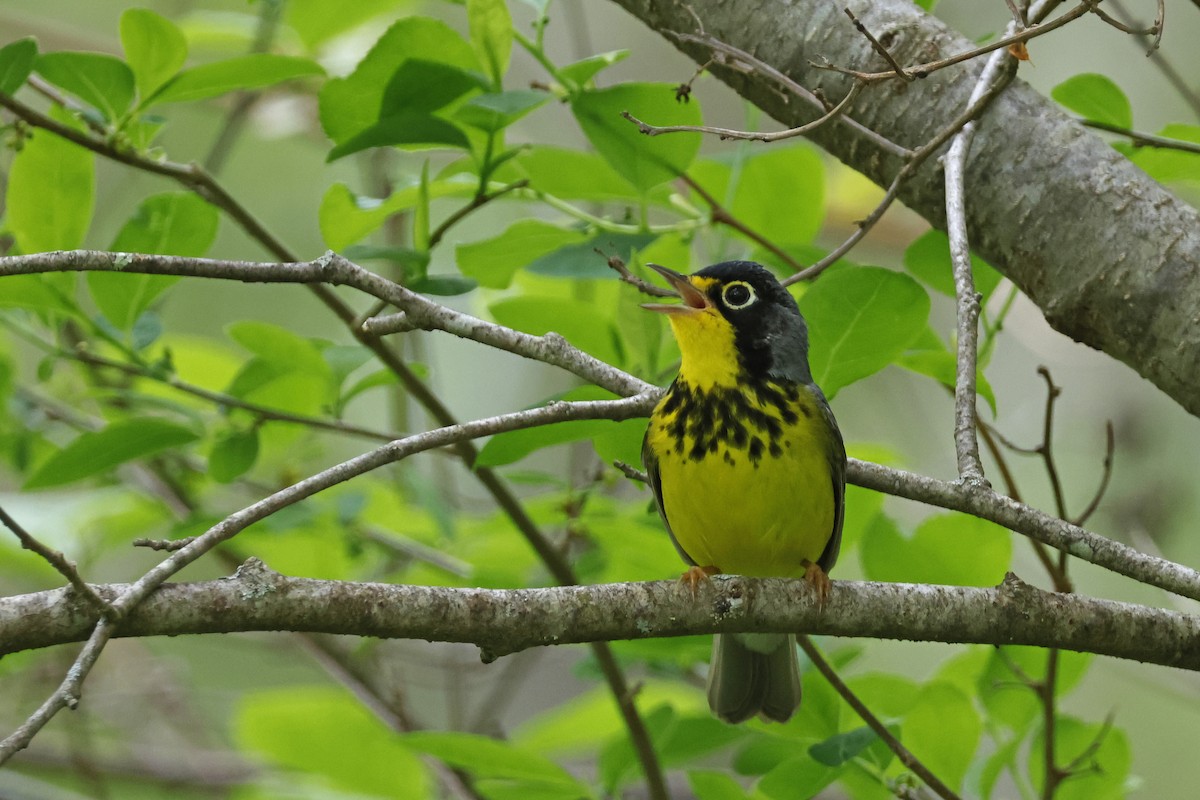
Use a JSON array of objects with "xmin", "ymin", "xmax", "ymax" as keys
[{"xmin": 641, "ymin": 263, "xmax": 710, "ymax": 314}]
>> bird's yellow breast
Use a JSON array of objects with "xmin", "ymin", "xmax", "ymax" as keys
[{"xmin": 645, "ymin": 380, "xmax": 836, "ymax": 578}]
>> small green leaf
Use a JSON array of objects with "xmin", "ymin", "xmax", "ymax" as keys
[
  {"xmin": 0, "ymin": 38, "xmax": 38, "ymax": 95},
  {"xmin": 687, "ymin": 770, "xmax": 749, "ymax": 800},
  {"xmin": 528, "ymin": 231, "xmax": 657, "ymax": 280},
  {"xmin": 408, "ymin": 275, "xmax": 477, "ymax": 296},
  {"xmin": 455, "ymin": 90, "xmax": 549, "ymax": 133},
  {"xmin": 559, "ymin": 50, "xmax": 630, "ymax": 88},
  {"xmin": 318, "ymin": 176, "xmax": 477, "ymax": 250},
  {"xmin": 467, "ymin": 0, "xmax": 513, "ymax": 87},
  {"xmin": 35, "ymin": 51, "xmax": 135, "ymax": 122},
  {"xmin": 146, "ymin": 54, "xmax": 323, "ymax": 106},
  {"xmin": 227, "ymin": 321, "xmax": 334, "ymax": 385},
  {"xmin": 572, "ymin": 83, "xmax": 702, "ymax": 191},
  {"xmin": 808, "ymin": 726, "xmax": 879, "ymax": 767},
  {"xmin": 286, "ymin": 0, "xmax": 403, "ymax": 49},
  {"xmin": 90, "ymin": 192, "xmax": 219, "ymax": 330},
  {"xmin": 903, "ymin": 228, "xmax": 1002, "ymax": 299},
  {"xmin": 860, "ymin": 512, "xmax": 1011, "ymax": 586},
  {"xmin": 404, "ymin": 731, "xmax": 580, "ymax": 786},
  {"xmin": 799, "ymin": 266, "xmax": 931, "ymax": 398},
  {"xmin": 120, "ymin": 8, "xmax": 188, "ymax": 98},
  {"xmin": 513, "ymin": 146, "xmax": 644, "ymax": 202},
  {"xmin": 490, "ymin": 296, "xmax": 622, "ymax": 365},
  {"xmin": 897, "ymin": 327, "xmax": 997, "ymax": 414},
  {"xmin": 1051, "ymin": 73, "xmax": 1132, "ymax": 129},
  {"xmin": 413, "ymin": 161, "xmax": 432, "ymax": 253},
  {"xmin": 6, "ymin": 110, "xmax": 94, "ymax": 253},
  {"xmin": 1028, "ymin": 717, "xmax": 1130, "ymax": 800},
  {"xmin": 25, "ymin": 418, "xmax": 199, "ymax": 490},
  {"xmin": 902, "ymin": 682, "xmax": 980, "ymax": 792},
  {"xmin": 456, "ymin": 220, "xmax": 589, "ymax": 289},
  {"xmin": 381, "ymin": 59, "xmax": 485, "ymax": 114},
  {"xmin": 318, "ymin": 17, "xmax": 481, "ymax": 145},
  {"xmin": 757, "ymin": 756, "xmax": 840, "ymax": 800},
  {"xmin": 326, "ymin": 112, "xmax": 470, "ymax": 161},
  {"xmin": 729, "ymin": 145, "xmax": 824, "ymax": 246},
  {"xmin": 237, "ymin": 687, "xmax": 431, "ymax": 797},
  {"xmin": 209, "ymin": 426, "xmax": 259, "ymax": 483},
  {"xmin": 979, "ymin": 735, "xmax": 1022, "ymax": 799},
  {"xmin": 1130, "ymin": 123, "xmax": 1200, "ymax": 185}
]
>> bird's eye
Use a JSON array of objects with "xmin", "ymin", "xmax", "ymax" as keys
[{"xmin": 722, "ymin": 281, "xmax": 756, "ymax": 309}]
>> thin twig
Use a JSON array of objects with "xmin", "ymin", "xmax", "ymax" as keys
[
  {"xmin": 1080, "ymin": 120, "xmax": 1200, "ymax": 153},
  {"xmin": 813, "ymin": 0, "xmax": 1096, "ymax": 83},
  {"xmin": 843, "ymin": 8, "xmax": 912, "ymax": 81},
  {"xmin": 798, "ymin": 636, "xmax": 962, "ymax": 800},
  {"xmin": 669, "ymin": 32, "xmax": 912, "ymax": 158},
  {"xmin": 601, "ymin": 251, "xmax": 674, "ymax": 298},
  {"xmin": 614, "ymin": 460, "xmax": 649, "ymax": 483},
  {"xmin": 941, "ymin": 26, "xmax": 1019, "ymax": 486},
  {"xmin": 786, "ymin": 63, "xmax": 1016, "ymax": 284},
  {"xmin": 1072, "ymin": 422, "xmax": 1115, "ymax": 527},
  {"xmin": 622, "ymin": 81, "xmax": 864, "ymax": 144},
  {"xmin": 427, "ymin": 180, "xmax": 529, "ymax": 249},
  {"xmin": 62, "ymin": 347, "xmax": 403, "ymax": 443},
  {"xmin": 0, "ymin": 505, "xmax": 116, "ymax": 619}
]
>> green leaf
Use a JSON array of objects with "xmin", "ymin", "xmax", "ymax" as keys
[
  {"xmin": 413, "ymin": 161, "xmax": 431, "ymax": 253},
  {"xmin": 35, "ymin": 51, "xmax": 134, "ymax": 122},
  {"xmin": 319, "ymin": 17, "xmax": 481, "ymax": 145},
  {"xmin": 89, "ymin": 192, "xmax": 219, "ymax": 330},
  {"xmin": 0, "ymin": 277, "xmax": 72, "ymax": 312},
  {"xmin": 979, "ymin": 735, "xmax": 1022, "ymax": 799},
  {"xmin": 808, "ymin": 726, "xmax": 879, "ymax": 767},
  {"xmin": 687, "ymin": 770, "xmax": 750, "ymax": 800},
  {"xmin": 559, "ymin": 50, "xmax": 630, "ymax": 88},
  {"xmin": 6, "ymin": 110, "xmax": 94, "ymax": 253},
  {"xmin": 1028, "ymin": 717, "xmax": 1130, "ymax": 800},
  {"xmin": 490, "ymin": 296, "xmax": 622, "ymax": 365},
  {"xmin": 409, "ymin": 275, "xmax": 478, "ymax": 296},
  {"xmin": 455, "ymin": 89, "xmax": 549, "ymax": 133},
  {"xmin": 286, "ymin": 0, "xmax": 403, "ymax": 50},
  {"xmin": 0, "ymin": 38, "xmax": 37, "ymax": 95},
  {"xmin": 404, "ymin": 731, "xmax": 581, "ymax": 786},
  {"xmin": 729, "ymin": 146, "xmax": 824, "ymax": 246},
  {"xmin": 979, "ymin": 646, "xmax": 1094, "ymax": 732},
  {"xmin": 146, "ymin": 54, "xmax": 323, "ymax": 106},
  {"xmin": 529, "ymin": 231, "xmax": 658, "ymax": 280},
  {"xmin": 467, "ymin": 0, "xmax": 513, "ymax": 86},
  {"xmin": 799, "ymin": 266, "xmax": 931, "ymax": 398},
  {"xmin": 903, "ymin": 228, "xmax": 1003, "ymax": 299},
  {"xmin": 120, "ymin": 8, "xmax": 188, "ymax": 98},
  {"xmin": 25, "ymin": 418, "xmax": 199, "ymax": 490},
  {"xmin": 572, "ymin": 83, "xmax": 702, "ymax": 191},
  {"xmin": 860, "ymin": 512, "xmax": 1011, "ymax": 586},
  {"xmin": 897, "ymin": 327, "xmax": 997, "ymax": 414},
  {"xmin": 901, "ymin": 682, "xmax": 980, "ymax": 792},
  {"xmin": 381, "ymin": 59, "xmax": 484, "ymax": 114},
  {"xmin": 1051, "ymin": 73, "xmax": 1132, "ymax": 129},
  {"xmin": 476, "ymin": 387, "xmax": 638, "ymax": 467},
  {"xmin": 209, "ymin": 426, "xmax": 259, "ymax": 483},
  {"xmin": 227, "ymin": 321, "xmax": 334, "ymax": 386},
  {"xmin": 1130, "ymin": 123, "xmax": 1200, "ymax": 184},
  {"xmin": 318, "ymin": 176, "xmax": 476, "ymax": 250},
  {"xmin": 757, "ymin": 755, "xmax": 840, "ymax": 799},
  {"xmin": 237, "ymin": 687, "xmax": 431, "ymax": 797},
  {"xmin": 326, "ymin": 112, "xmax": 470, "ymax": 161},
  {"xmin": 457, "ymin": 220, "xmax": 589, "ymax": 289},
  {"xmin": 513, "ymin": 146, "xmax": 645, "ymax": 202}
]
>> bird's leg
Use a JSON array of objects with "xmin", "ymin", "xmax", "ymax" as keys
[
  {"xmin": 802, "ymin": 559, "xmax": 831, "ymax": 607},
  {"xmin": 680, "ymin": 565, "xmax": 721, "ymax": 599}
]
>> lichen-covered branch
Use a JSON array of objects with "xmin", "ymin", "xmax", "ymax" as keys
[{"xmin": 5, "ymin": 563, "xmax": 1199, "ymax": 671}]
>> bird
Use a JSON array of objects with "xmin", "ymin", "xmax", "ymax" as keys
[{"xmin": 640, "ymin": 260, "xmax": 846, "ymax": 724}]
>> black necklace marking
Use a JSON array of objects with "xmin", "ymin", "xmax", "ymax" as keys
[{"xmin": 659, "ymin": 378, "xmax": 806, "ymax": 466}]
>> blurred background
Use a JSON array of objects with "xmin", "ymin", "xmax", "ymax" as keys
[{"xmin": 1, "ymin": 1, "xmax": 1198, "ymax": 797}]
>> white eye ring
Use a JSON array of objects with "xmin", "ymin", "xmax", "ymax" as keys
[{"xmin": 722, "ymin": 281, "xmax": 757, "ymax": 309}]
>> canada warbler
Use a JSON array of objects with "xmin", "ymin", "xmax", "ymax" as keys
[{"xmin": 641, "ymin": 260, "xmax": 846, "ymax": 724}]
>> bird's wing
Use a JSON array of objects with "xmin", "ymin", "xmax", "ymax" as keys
[{"xmin": 815, "ymin": 393, "xmax": 847, "ymax": 575}]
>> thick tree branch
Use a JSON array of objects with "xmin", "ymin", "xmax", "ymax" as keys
[
  {"xmin": 4, "ymin": 566, "xmax": 1199, "ymax": 671},
  {"xmin": 607, "ymin": 0, "xmax": 1200, "ymax": 418}
]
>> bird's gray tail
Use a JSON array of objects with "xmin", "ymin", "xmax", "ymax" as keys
[{"xmin": 707, "ymin": 632, "xmax": 801, "ymax": 724}]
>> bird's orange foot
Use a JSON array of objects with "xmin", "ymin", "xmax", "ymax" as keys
[
  {"xmin": 680, "ymin": 565, "xmax": 721, "ymax": 599},
  {"xmin": 802, "ymin": 559, "xmax": 832, "ymax": 607}
]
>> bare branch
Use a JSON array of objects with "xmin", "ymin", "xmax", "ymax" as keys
[
  {"xmin": 5, "ymin": 569, "xmax": 1200, "ymax": 671},
  {"xmin": 0, "ymin": 505, "xmax": 115, "ymax": 620}
]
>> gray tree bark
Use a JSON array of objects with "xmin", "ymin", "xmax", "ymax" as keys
[
  {"xmin": 5, "ymin": 562, "xmax": 1199, "ymax": 671},
  {"xmin": 608, "ymin": 0, "xmax": 1200, "ymax": 417}
]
